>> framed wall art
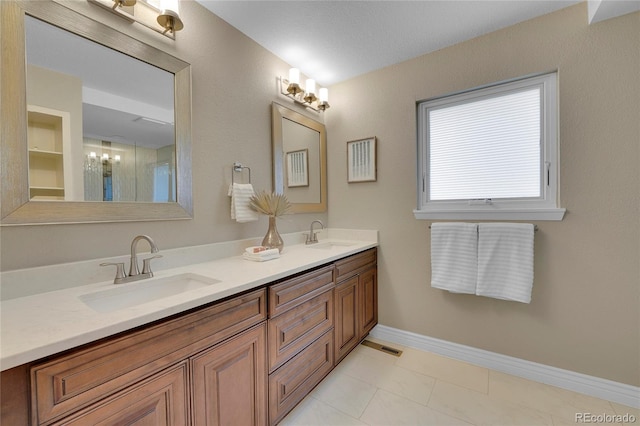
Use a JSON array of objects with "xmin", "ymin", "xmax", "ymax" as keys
[
  {"xmin": 347, "ymin": 137, "xmax": 376, "ymax": 183},
  {"xmin": 286, "ymin": 149, "xmax": 309, "ymax": 187}
]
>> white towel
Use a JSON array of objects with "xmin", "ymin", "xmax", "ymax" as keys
[
  {"xmin": 476, "ymin": 223, "xmax": 535, "ymax": 303},
  {"xmin": 228, "ymin": 183, "xmax": 259, "ymax": 223},
  {"xmin": 242, "ymin": 248, "xmax": 280, "ymax": 262},
  {"xmin": 430, "ymin": 223, "xmax": 478, "ymax": 294}
]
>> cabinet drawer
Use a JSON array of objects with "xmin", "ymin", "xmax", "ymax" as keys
[
  {"xmin": 269, "ymin": 265, "xmax": 334, "ymax": 317},
  {"xmin": 268, "ymin": 330, "xmax": 333, "ymax": 425},
  {"xmin": 51, "ymin": 361, "xmax": 189, "ymax": 425},
  {"xmin": 335, "ymin": 248, "xmax": 376, "ymax": 281},
  {"xmin": 268, "ymin": 290, "xmax": 334, "ymax": 372},
  {"xmin": 31, "ymin": 288, "xmax": 266, "ymax": 425}
]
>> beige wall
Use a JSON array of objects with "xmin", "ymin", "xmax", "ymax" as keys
[
  {"xmin": 1, "ymin": 0, "xmax": 327, "ymax": 270},
  {"xmin": 326, "ymin": 3, "xmax": 639, "ymax": 386}
]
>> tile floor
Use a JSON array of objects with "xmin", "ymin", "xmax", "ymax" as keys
[{"xmin": 280, "ymin": 338, "xmax": 639, "ymax": 426}]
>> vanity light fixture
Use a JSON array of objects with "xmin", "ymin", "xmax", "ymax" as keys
[
  {"xmin": 87, "ymin": 152, "xmax": 121, "ymax": 163},
  {"xmin": 157, "ymin": 0, "xmax": 184, "ymax": 34},
  {"xmin": 280, "ymin": 68, "xmax": 330, "ymax": 112},
  {"xmin": 112, "ymin": 0, "xmax": 137, "ymax": 9},
  {"xmin": 88, "ymin": 0, "xmax": 184, "ymax": 38}
]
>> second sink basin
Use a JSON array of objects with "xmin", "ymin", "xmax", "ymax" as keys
[
  {"xmin": 80, "ymin": 273, "xmax": 222, "ymax": 313},
  {"xmin": 308, "ymin": 241, "xmax": 356, "ymax": 250}
]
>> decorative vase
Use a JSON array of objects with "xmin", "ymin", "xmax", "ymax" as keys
[{"xmin": 262, "ymin": 215, "xmax": 284, "ymax": 253}]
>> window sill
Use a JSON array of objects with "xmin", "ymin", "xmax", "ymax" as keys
[{"xmin": 413, "ymin": 208, "xmax": 566, "ymax": 221}]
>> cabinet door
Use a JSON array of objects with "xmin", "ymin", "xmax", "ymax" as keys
[
  {"xmin": 334, "ymin": 276, "xmax": 359, "ymax": 363},
  {"xmin": 53, "ymin": 362, "xmax": 189, "ymax": 425},
  {"xmin": 359, "ymin": 267, "xmax": 378, "ymax": 338},
  {"xmin": 191, "ymin": 324, "xmax": 267, "ymax": 426}
]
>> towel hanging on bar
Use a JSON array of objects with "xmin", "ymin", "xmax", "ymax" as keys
[
  {"xmin": 228, "ymin": 183, "xmax": 259, "ymax": 223},
  {"xmin": 476, "ymin": 223, "xmax": 535, "ymax": 303},
  {"xmin": 429, "ymin": 222, "xmax": 536, "ymax": 303},
  {"xmin": 430, "ymin": 223, "xmax": 478, "ymax": 294}
]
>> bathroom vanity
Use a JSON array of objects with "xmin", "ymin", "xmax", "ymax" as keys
[{"xmin": 0, "ymin": 234, "xmax": 377, "ymax": 425}]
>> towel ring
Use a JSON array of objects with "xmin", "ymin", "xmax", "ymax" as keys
[{"xmin": 232, "ymin": 162, "xmax": 251, "ymax": 184}]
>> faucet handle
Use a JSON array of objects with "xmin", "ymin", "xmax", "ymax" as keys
[
  {"xmin": 100, "ymin": 262, "xmax": 127, "ymax": 284},
  {"xmin": 141, "ymin": 255, "xmax": 163, "ymax": 275},
  {"xmin": 305, "ymin": 232, "xmax": 317, "ymax": 244}
]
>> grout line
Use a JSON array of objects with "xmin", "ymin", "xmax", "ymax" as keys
[
  {"xmin": 424, "ymin": 378, "xmax": 438, "ymax": 408},
  {"xmin": 357, "ymin": 387, "xmax": 381, "ymax": 425}
]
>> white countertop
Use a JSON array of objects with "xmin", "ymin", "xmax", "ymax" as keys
[{"xmin": 0, "ymin": 229, "xmax": 377, "ymax": 371}]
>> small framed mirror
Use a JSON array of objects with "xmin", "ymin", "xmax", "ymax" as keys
[{"xmin": 271, "ymin": 103, "xmax": 327, "ymax": 213}]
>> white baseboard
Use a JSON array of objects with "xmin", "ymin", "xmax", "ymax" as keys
[{"xmin": 369, "ymin": 324, "xmax": 640, "ymax": 409}]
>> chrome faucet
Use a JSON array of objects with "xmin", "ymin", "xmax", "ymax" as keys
[
  {"xmin": 305, "ymin": 220, "xmax": 324, "ymax": 245},
  {"xmin": 101, "ymin": 235, "xmax": 162, "ymax": 284},
  {"xmin": 129, "ymin": 235, "xmax": 159, "ymax": 277}
]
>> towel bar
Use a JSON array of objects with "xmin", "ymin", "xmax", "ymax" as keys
[
  {"xmin": 428, "ymin": 224, "xmax": 538, "ymax": 232},
  {"xmin": 231, "ymin": 162, "xmax": 251, "ymax": 184}
]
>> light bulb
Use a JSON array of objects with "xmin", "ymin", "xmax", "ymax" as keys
[
  {"xmin": 288, "ymin": 68, "xmax": 300, "ymax": 85},
  {"xmin": 319, "ymin": 88, "xmax": 329, "ymax": 103},
  {"xmin": 306, "ymin": 79, "xmax": 316, "ymax": 96}
]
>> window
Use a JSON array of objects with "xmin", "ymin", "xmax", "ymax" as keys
[{"xmin": 415, "ymin": 72, "xmax": 565, "ymax": 220}]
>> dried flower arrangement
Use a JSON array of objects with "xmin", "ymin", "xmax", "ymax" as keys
[{"xmin": 249, "ymin": 190, "xmax": 292, "ymax": 217}]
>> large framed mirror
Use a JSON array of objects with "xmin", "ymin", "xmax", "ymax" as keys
[
  {"xmin": 271, "ymin": 103, "xmax": 327, "ymax": 213},
  {"xmin": 1, "ymin": 1, "xmax": 192, "ymax": 225}
]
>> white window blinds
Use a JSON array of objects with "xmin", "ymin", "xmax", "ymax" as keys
[{"xmin": 428, "ymin": 87, "xmax": 541, "ymax": 201}]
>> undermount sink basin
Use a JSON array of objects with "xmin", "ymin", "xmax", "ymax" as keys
[
  {"xmin": 80, "ymin": 273, "xmax": 222, "ymax": 313},
  {"xmin": 307, "ymin": 241, "xmax": 356, "ymax": 250}
]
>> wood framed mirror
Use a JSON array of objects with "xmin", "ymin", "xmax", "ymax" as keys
[
  {"xmin": 271, "ymin": 103, "xmax": 327, "ymax": 213},
  {"xmin": 1, "ymin": 1, "xmax": 192, "ymax": 225}
]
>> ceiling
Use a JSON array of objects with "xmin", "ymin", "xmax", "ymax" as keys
[{"xmin": 195, "ymin": 0, "xmax": 639, "ymax": 87}]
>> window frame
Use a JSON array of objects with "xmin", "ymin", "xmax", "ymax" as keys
[{"xmin": 415, "ymin": 72, "xmax": 565, "ymax": 221}]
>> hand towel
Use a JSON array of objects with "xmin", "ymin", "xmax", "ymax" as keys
[
  {"xmin": 243, "ymin": 248, "xmax": 280, "ymax": 262},
  {"xmin": 476, "ymin": 223, "xmax": 535, "ymax": 303},
  {"xmin": 228, "ymin": 183, "xmax": 259, "ymax": 223},
  {"xmin": 430, "ymin": 223, "xmax": 478, "ymax": 294}
]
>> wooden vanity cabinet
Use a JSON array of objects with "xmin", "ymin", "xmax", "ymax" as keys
[
  {"xmin": 30, "ymin": 288, "xmax": 267, "ymax": 425},
  {"xmin": 1, "ymin": 248, "xmax": 378, "ymax": 426},
  {"xmin": 334, "ymin": 248, "xmax": 378, "ymax": 363}
]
